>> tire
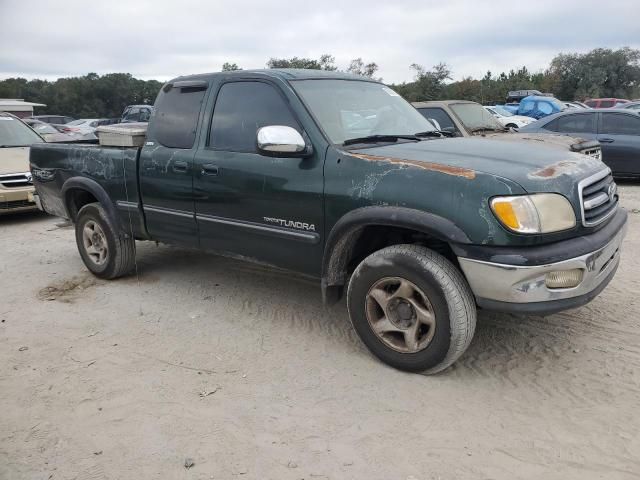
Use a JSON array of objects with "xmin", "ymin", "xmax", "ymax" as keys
[
  {"xmin": 347, "ymin": 244, "xmax": 476, "ymax": 374},
  {"xmin": 506, "ymin": 123, "xmax": 518, "ymax": 129},
  {"xmin": 75, "ymin": 202, "xmax": 136, "ymax": 279}
]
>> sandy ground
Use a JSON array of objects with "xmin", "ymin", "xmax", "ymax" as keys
[{"xmin": 1, "ymin": 186, "xmax": 640, "ymax": 480}]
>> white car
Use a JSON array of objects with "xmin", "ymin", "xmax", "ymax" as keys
[
  {"xmin": 483, "ymin": 106, "xmax": 535, "ymax": 129},
  {"xmin": 63, "ymin": 118, "xmax": 104, "ymax": 135}
]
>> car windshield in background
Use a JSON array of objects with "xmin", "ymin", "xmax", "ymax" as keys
[
  {"xmin": 66, "ymin": 120, "xmax": 86, "ymax": 126},
  {"xmin": 492, "ymin": 106, "xmax": 514, "ymax": 117},
  {"xmin": 291, "ymin": 79, "xmax": 435, "ymax": 144},
  {"xmin": 0, "ymin": 117, "xmax": 43, "ymax": 147},
  {"xmin": 30, "ymin": 122, "xmax": 58, "ymax": 134},
  {"xmin": 450, "ymin": 103, "xmax": 503, "ymax": 131}
]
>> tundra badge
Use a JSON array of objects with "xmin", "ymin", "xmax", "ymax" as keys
[{"xmin": 263, "ymin": 217, "xmax": 316, "ymax": 231}]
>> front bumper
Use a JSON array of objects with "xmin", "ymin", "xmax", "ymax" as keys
[
  {"xmin": 457, "ymin": 210, "xmax": 627, "ymax": 314},
  {"xmin": 0, "ymin": 185, "xmax": 38, "ymax": 215}
]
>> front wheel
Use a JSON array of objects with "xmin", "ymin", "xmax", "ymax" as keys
[
  {"xmin": 75, "ymin": 202, "xmax": 136, "ymax": 279},
  {"xmin": 347, "ymin": 245, "xmax": 476, "ymax": 374}
]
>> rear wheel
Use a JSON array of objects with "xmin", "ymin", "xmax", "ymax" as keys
[
  {"xmin": 347, "ymin": 244, "xmax": 476, "ymax": 373},
  {"xmin": 75, "ymin": 202, "xmax": 136, "ymax": 279},
  {"xmin": 506, "ymin": 123, "xmax": 518, "ymax": 129}
]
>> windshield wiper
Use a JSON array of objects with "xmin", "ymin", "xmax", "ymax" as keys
[
  {"xmin": 470, "ymin": 127, "xmax": 502, "ymax": 134},
  {"xmin": 343, "ymin": 134, "xmax": 420, "ymax": 146},
  {"xmin": 0, "ymin": 144, "xmax": 30, "ymax": 148},
  {"xmin": 415, "ymin": 130, "xmax": 454, "ymax": 138}
]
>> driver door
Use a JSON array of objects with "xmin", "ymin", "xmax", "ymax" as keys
[{"xmin": 192, "ymin": 80, "xmax": 325, "ymax": 275}]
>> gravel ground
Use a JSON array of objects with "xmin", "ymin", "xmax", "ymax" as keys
[{"xmin": 1, "ymin": 185, "xmax": 640, "ymax": 480}]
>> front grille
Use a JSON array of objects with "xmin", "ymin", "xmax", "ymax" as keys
[
  {"xmin": 579, "ymin": 169, "xmax": 618, "ymax": 226},
  {"xmin": 583, "ymin": 147, "xmax": 602, "ymax": 161},
  {"xmin": 0, "ymin": 172, "xmax": 32, "ymax": 188},
  {"xmin": 0, "ymin": 199, "xmax": 35, "ymax": 210}
]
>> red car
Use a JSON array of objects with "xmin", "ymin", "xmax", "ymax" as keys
[{"xmin": 585, "ymin": 98, "xmax": 630, "ymax": 108}]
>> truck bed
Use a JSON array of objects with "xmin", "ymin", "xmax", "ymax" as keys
[{"xmin": 30, "ymin": 143, "xmax": 147, "ymax": 238}]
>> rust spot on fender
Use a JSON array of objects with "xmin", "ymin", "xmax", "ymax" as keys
[{"xmin": 347, "ymin": 152, "xmax": 476, "ymax": 179}]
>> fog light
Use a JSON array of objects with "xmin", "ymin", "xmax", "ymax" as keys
[{"xmin": 545, "ymin": 269, "xmax": 584, "ymax": 289}]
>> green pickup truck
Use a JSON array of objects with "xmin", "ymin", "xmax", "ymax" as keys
[{"xmin": 30, "ymin": 69, "xmax": 627, "ymax": 374}]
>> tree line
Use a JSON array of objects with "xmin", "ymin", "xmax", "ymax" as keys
[{"xmin": 0, "ymin": 47, "xmax": 638, "ymax": 118}]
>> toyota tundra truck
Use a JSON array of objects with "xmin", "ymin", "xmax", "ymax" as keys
[{"xmin": 29, "ymin": 69, "xmax": 627, "ymax": 374}]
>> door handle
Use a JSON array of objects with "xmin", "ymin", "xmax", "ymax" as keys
[
  {"xmin": 599, "ymin": 138, "xmax": 615, "ymax": 143},
  {"xmin": 201, "ymin": 164, "xmax": 219, "ymax": 176},
  {"xmin": 173, "ymin": 160, "xmax": 189, "ymax": 173}
]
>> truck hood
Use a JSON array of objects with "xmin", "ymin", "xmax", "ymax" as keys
[
  {"xmin": 349, "ymin": 137, "xmax": 606, "ymax": 192},
  {"xmin": 0, "ymin": 146, "xmax": 30, "ymax": 175}
]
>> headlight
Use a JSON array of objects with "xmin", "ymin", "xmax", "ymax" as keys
[{"xmin": 490, "ymin": 194, "xmax": 576, "ymax": 234}]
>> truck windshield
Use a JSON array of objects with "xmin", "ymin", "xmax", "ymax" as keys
[
  {"xmin": 0, "ymin": 116, "xmax": 43, "ymax": 147},
  {"xmin": 450, "ymin": 103, "xmax": 504, "ymax": 132},
  {"xmin": 292, "ymin": 80, "xmax": 436, "ymax": 144}
]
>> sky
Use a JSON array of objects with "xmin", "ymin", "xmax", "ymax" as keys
[{"xmin": 0, "ymin": 0, "xmax": 638, "ymax": 84}]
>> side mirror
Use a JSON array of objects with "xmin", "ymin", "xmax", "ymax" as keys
[{"xmin": 257, "ymin": 125, "xmax": 310, "ymax": 156}]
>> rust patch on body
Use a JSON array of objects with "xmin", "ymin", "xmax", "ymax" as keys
[
  {"xmin": 529, "ymin": 160, "xmax": 580, "ymax": 179},
  {"xmin": 348, "ymin": 152, "xmax": 476, "ymax": 179}
]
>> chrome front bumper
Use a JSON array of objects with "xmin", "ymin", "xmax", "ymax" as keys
[{"xmin": 458, "ymin": 221, "xmax": 627, "ymax": 308}]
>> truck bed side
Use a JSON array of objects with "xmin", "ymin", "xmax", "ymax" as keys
[{"xmin": 30, "ymin": 143, "xmax": 148, "ymax": 239}]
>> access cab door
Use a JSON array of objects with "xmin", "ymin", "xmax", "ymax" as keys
[
  {"xmin": 139, "ymin": 81, "xmax": 209, "ymax": 247},
  {"xmin": 192, "ymin": 78, "xmax": 325, "ymax": 276}
]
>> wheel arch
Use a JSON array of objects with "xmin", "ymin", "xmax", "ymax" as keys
[
  {"xmin": 61, "ymin": 177, "xmax": 118, "ymax": 225},
  {"xmin": 321, "ymin": 206, "xmax": 470, "ymax": 305}
]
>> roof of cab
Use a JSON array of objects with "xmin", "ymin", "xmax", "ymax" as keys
[
  {"xmin": 167, "ymin": 68, "xmax": 375, "ymax": 85},
  {"xmin": 412, "ymin": 100, "xmax": 478, "ymax": 108}
]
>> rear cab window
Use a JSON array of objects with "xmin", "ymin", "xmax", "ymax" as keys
[{"xmin": 152, "ymin": 83, "xmax": 208, "ymax": 149}]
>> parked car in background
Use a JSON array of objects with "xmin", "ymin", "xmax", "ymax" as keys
[
  {"xmin": 63, "ymin": 118, "xmax": 110, "ymax": 135},
  {"xmin": 585, "ymin": 98, "xmax": 630, "ymax": 109},
  {"xmin": 414, "ymin": 100, "xmax": 506, "ymax": 135},
  {"xmin": 502, "ymin": 95, "xmax": 566, "ymax": 119},
  {"xmin": 413, "ymin": 100, "xmax": 601, "ymax": 159},
  {"xmin": 22, "ymin": 118, "xmax": 77, "ymax": 142},
  {"xmin": 563, "ymin": 101, "xmax": 590, "ymax": 109},
  {"xmin": 52, "ymin": 123, "xmax": 97, "ymax": 142},
  {"xmin": 505, "ymin": 89, "xmax": 551, "ymax": 103},
  {"xmin": 28, "ymin": 114, "xmax": 74, "ymax": 125},
  {"xmin": 483, "ymin": 105, "xmax": 535, "ymax": 129},
  {"xmin": 520, "ymin": 109, "xmax": 640, "ymax": 177},
  {"xmin": 616, "ymin": 101, "xmax": 640, "ymax": 110},
  {"xmin": 120, "ymin": 105, "xmax": 152, "ymax": 123},
  {"xmin": 0, "ymin": 112, "xmax": 43, "ymax": 214}
]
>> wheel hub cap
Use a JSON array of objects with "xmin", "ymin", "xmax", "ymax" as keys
[
  {"xmin": 82, "ymin": 220, "xmax": 109, "ymax": 266},
  {"xmin": 389, "ymin": 299, "xmax": 415, "ymax": 329},
  {"xmin": 365, "ymin": 277, "xmax": 437, "ymax": 353}
]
